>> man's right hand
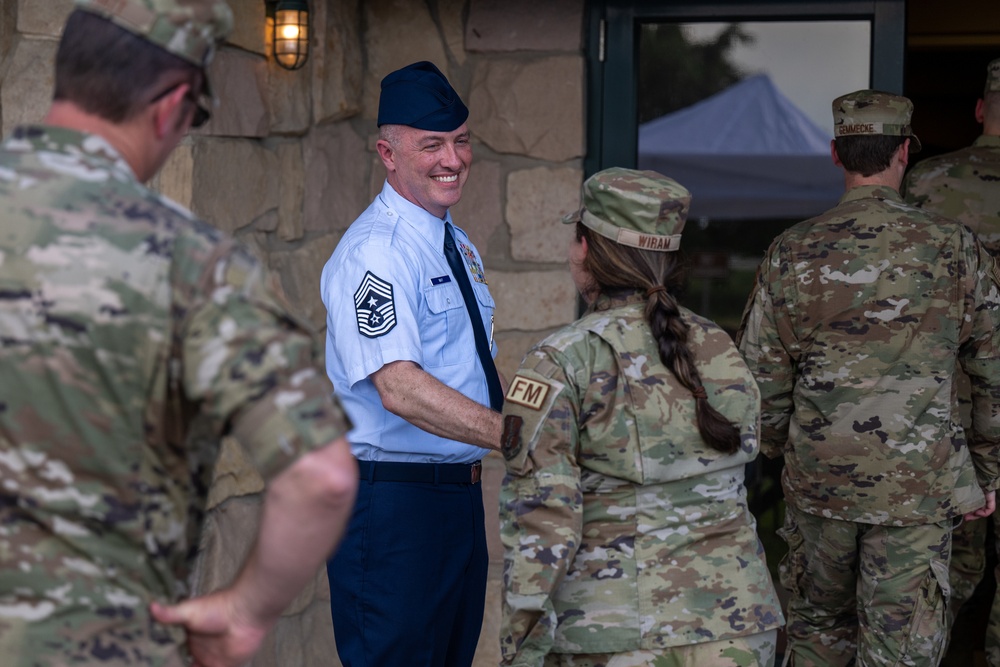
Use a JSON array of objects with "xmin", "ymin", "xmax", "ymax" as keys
[
  {"xmin": 151, "ymin": 592, "xmax": 272, "ymax": 667},
  {"xmin": 963, "ymin": 489, "xmax": 997, "ymax": 521},
  {"xmin": 151, "ymin": 436, "xmax": 357, "ymax": 667}
]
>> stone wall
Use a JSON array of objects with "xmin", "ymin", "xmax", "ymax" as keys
[{"xmin": 0, "ymin": 1, "xmax": 586, "ymax": 665}]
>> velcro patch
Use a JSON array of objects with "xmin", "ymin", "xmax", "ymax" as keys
[
  {"xmin": 505, "ymin": 375, "xmax": 551, "ymax": 410},
  {"xmin": 501, "ymin": 415, "xmax": 523, "ymax": 461},
  {"xmin": 354, "ymin": 271, "xmax": 396, "ymax": 338}
]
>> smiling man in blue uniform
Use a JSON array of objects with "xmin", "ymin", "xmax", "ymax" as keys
[{"xmin": 320, "ymin": 60, "xmax": 505, "ymax": 667}]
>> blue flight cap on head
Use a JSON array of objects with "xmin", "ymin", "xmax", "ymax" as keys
[{"xmin": 377, "ymin": 61, "xmax": 469, "ymax": 132}]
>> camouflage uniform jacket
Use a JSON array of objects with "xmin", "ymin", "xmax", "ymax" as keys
[
  {"xmin": 0, "ymin": 126, "xmax": 350, "ymax": 666},
  {"xmin": 738, "ymin": 184, "xmax": 1000, "ymax": 527},
  {"xmin": 499, "ymin": 291, "xmax": 783, "ymax": 667},
  {"xmin": 903, "ymin": 135, "xmax": 1000, "ymax": 254}
]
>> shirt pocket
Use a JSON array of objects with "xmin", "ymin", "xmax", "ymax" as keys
[
  {"xmin": 423, "ymin": 283, "xmax": 476, "ymax": 367},
  {"xmin": 473, "ymin": 282, "xmax": 495, "ymax": 312},
  {"xmin": 473, "ymin": 282, "xmax": 497, "ymax": 354}
]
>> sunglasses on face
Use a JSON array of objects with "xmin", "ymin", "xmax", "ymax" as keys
[{"xmin": 149, "ymin": 81, "xmax": 211, "ymax": 128}]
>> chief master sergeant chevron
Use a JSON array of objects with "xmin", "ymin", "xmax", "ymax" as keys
[
  {"xmin": 0, "ymin": 1, "xmax": 357, "ymax": 666},
  {"xmin": 737, "ymin": 89, "xmax": 1000, "ymax": 667},
  {"xmin": 320, "ymin": 61, "xmax": 505, "ymax": 667}
]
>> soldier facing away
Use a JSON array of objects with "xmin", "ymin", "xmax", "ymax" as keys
[
  {"xmin": 902, "ymin": 56, "xmax": 1000, "ymax": 666},
  {"xmin": 904, "ymin": 57, "xmax": 1000, "ymax": 252},
  {"xmin": 737, "ymin": 90, "xmax": 1000, "ymax": 666},
  {"xmin": 0, "ymin": 1, "xmax": 357, "ymax": 665},
  {"xmin": 500, "ymin": 167, "xmax": 784, "ymax": 667}
]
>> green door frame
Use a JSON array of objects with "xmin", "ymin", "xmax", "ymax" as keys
[{"xmin": 585, "ymin": 0, "xmax": 907, "ymax": 176}]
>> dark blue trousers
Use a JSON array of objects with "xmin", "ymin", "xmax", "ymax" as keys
[{"xmin": 327, "ymin": 472, "xmax": 489, "ymax": 667}]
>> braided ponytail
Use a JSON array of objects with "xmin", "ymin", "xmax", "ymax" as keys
[
  {"xmin": 644, "ymin": 285, "xmax": 740, "ymax": 454},
  {"xmin": 578, "ymin": 223, "xmax": 740, "ymax": 454}
]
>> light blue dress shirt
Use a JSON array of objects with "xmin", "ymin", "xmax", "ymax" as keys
[{"xmin": 320, "ymin": 181, "xmax": 497, "ymax": 464}]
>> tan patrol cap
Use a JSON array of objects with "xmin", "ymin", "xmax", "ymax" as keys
[
  {"xmin": 74, "ymin": 0, "xmax": 232, "ymax": 100},
  {"xmin": 562, "ymin": 168, "xmax": 691, "ymax": 252},
  {"xmin": 832, "ymin": 89, "xmax": 922, "ymax": 153}
]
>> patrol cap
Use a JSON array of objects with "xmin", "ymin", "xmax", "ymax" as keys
[
  {"xmin": 74, "ymin": 0, "xmax": 233, "ymax": 99},
  {"xmin": 377, "ymin": 61, "xmax": 469, "ymax": 132},
  {"xmin": 562, "ymin": 168, "xmax": 691, "ymax": 252},
  {"xmin": 986, "ymin": 58, "xmax": 1000, "ymax": 94},
  {"xmin": 832, "ymin": 89, "xmax": 921, "ymax": 153}
]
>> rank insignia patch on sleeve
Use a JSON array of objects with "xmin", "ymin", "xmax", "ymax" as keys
[{"xmin": 354, "ymin": 271, "xmax": 396, "ymax": 338}]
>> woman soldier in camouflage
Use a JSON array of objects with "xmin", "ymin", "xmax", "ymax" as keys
[{"xmin": 498, "ymin": 168, "xmax": 783, "ymax": 667}]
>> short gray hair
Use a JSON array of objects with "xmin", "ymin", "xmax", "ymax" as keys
[{"xmin": 378, "ymin": 124, "xmax": 404, "ymax": 148}]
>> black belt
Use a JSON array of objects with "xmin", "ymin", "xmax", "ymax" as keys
[{"xmin": 357, "ymin": 460, "xmax": 482, "ymax": 485}]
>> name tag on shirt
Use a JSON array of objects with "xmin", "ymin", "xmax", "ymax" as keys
[{"xmin": 431, "ymin": 275, "xmax": 452, "ymax": 285}]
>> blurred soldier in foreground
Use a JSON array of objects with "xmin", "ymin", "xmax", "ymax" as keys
[
  {"xmin": 903, "ymin": 57, "xmax": 1000, "ymax": 666},
  {"xmin": 737, "ymin": 90, "xmax": 1000, "ymax": 666},
  {"xmin": 500, "ymin": 168, "xmax": 783, "ymax": 667},
  {"xmin": 0, "ymin": 1, "xmax": 357, "ymax": 665}
]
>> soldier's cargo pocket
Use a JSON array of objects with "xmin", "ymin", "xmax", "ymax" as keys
[
  {"xmin": 899, "ymin": 558, "xmax": 950, "ymax": 665},
  {"xmin": 777, "ymin": 510, "xmax": 806, "ymax": 597}
]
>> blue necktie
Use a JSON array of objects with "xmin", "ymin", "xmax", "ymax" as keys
[{"xmin": 443, "ymin": 222, "xmax": 504, "ymax": 411}]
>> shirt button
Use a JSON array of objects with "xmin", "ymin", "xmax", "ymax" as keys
[{"xmin": 447, "ymin": 298, "xmax": 452, "ymax": 304}]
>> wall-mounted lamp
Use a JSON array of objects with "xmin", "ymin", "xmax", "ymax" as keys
[{"xmin": 268, "ymin": 0, "xmax": 309, "ymax": 70}]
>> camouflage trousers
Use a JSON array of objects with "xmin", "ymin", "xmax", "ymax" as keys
[
  {"xmin": 947, "ymin": 514, "xmax": 1000, "ymax": 667},
  {"xmin": 779, "ymin": 504, "xmax": 952, "ymax": 667},
  {"xmin": 540, "ymin": 631, "xmax": 778, "ymax": 667},
  {"xmin": 947, "ymin": 371, "xmax": 1000, "ymax": 666},
  {"xmin": 948, "ymin": 515, "xmax": 988, "ymax": 617},
  {"xmin": 950, "ymin": 371, "xmax": 985, "ymax": 625}
]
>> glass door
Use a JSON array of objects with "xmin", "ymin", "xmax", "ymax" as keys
[
  {"xmin": 585, "ymin": 0, "xmax": 906, "ymax": 571},
  {"xmin": 588, "ymin": 0, "xmax": 905, "ymax": 174},
  {"xmin": 636, "ymin": 19, "xmax": 870, "ymax": 331},
  {"xmin": 586, "ymin": 0, "xmax": 904, "ymax": 331}
]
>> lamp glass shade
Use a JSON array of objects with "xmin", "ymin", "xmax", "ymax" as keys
[{"xmin": 274, "ymin": 3, "xmax": 309, "ymax": 70}]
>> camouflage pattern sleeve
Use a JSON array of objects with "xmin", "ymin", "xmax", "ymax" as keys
[
  {"xmin": 736, "ymin": 241, "xmax": 798, "ymax": 458},
  {"xmin": 499, "ymin": 348, "xmax": 582, "ymax": 667},
  {"xmin": 902, "ymin": 138, "xmax": 1000, "ymax": 253},
  {"xmin": 0, "ymin": 125, "xmax": 350, "ymax": 664},
  {"xmin": 959, "ymin": 235, "xmax": 1000, "ymax": 492},
  {"xmin": 174, "ymin": 230, "xmax": 350, "ymax": 481},
  {"xmin": 901, "ymin": 161, "xmax": 933, "ymax": 209}
]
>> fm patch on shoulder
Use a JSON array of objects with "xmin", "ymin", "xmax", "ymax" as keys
[
  {"xmin": 505, "ymin": 375, "xmax": 551, "ymax": 410},
  {"xmin": 354, "ymin": 271, "xmax": 396, "ymax": 338}
]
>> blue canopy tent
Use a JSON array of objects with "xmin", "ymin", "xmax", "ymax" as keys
[{"xmin": 637, "ymin": 74, "xmax": 843, "ymax": 220}]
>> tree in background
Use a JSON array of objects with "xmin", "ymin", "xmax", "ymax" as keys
[{"xmin": 638, "ymin": 23, "xmax": 754, "ymax": 124}]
